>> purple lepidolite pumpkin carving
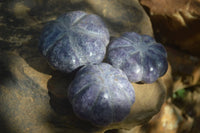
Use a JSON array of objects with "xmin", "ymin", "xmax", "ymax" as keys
[
  {"xmin": 107, "ymin": 32, "xmax": 168, "ymax": 83},
  {"xmin": 68, "ymin": 63, "xmax": 135, "ymax": 126},
  {"xmin": 39, "ymin": 11, "xmax": 110, "ymax": 73}
]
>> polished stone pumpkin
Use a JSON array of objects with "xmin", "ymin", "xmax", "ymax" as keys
[
  {"xmin": 39, "ymin": 11, "xmax": 110, "ymax": 73},
  {"xmin": 68, "ymin": 63, "xmax": 135, "ymax": 126},
  {"xmin": 107, "ymin": 32, "xmax": 168, "ymax": 83}
]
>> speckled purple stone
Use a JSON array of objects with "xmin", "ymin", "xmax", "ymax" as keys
[
  {"xmin": 107, "ymin": 32, "xmax": 168, "ymax": 83},
  {"xmin": 39, "ymin": 11, "xmax": 110, "ymax": 73},
  {"xmin": 68, "ymin": 63, "xmax": 135, "ymax": 126}
]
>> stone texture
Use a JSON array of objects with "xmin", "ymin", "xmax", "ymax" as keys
[
  {"xmin": 140, "ymin": 0, "xmax": 200, "ymax": 57},
  {"xmin": 107, "ymin": 32, "xmax": 168, "ymax": 83},
  {"xmin": 85, "ymin": 0, "xmax": 153, "ymax": 37},
  {"xmin": 0, "ymin": 53, "xmax": 167, "ymax": 133},
  {"xmin": 68, "ymin": 63, "xmax": 135, "ymax": 126},
  {"xmin": 0, "ymin": 53, "xmax": 100, "ymax": 133},
  {"xmin": 0, "ymin": 53, "xmax": 53, "ymax": 133},
  {"xmin": 39, "ymin": 11, "xmax": 110, "ymax": 73},
  {"xmin": 0, "ymin": 0, "xmax": 167, "ymax": 132},
  {"xmin": 49, "ymin": 69, "xmax": 167, "ymax": 133}
]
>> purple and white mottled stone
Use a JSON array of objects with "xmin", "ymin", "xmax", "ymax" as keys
[
  {"xmin": 39, "ymin": 11, "xmax": 110, "ymax": 73},
  {"xmin": 68, "ymin": 63, "xmax": 135, "ymax": 126},
  {"xmin": 107, "ymin": 32, "xmax": 168, "ymax": 83}
]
